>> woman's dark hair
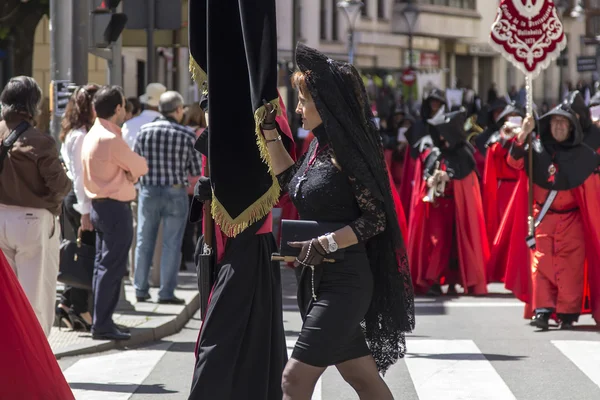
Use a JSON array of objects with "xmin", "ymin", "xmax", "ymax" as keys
[
  {"xmin": 93, "ymin": 85, "xmax": 125, "ymax": 119},
  {"xmin": 183, "ymin": 103, "xmax": 207, "ymax": 128},
  {"xmin": 0, "ymin": 76, "xmax": 43, "ymax": 121},
  {"xmin": 127, "ymin": 96, "xmax": 141, "ymax": 115},
  {"xmin": 60, "ymin": 84, "xmax": 99, "ymax": 142}
]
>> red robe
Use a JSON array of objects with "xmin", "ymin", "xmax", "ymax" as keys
[
  {"xmin": 399, "ymin": 147, "xmax": 417, "ymax": 219},
  {"xmin": 490, "ymin": 166, "xmax": 600, "ymax": 324},
  {"xmin": 384, "ymin": 148, "xmax": 405, "ymax": 197},
  {"xmin": 482, "ymin": 141, "xmax": 520, "ymax": 281},
  {"xmin": 407, "ymin": 150, "xmax": 489, "ymax": 294},
  {"xmin": 0, "ymin": 250, "xmax": 74, "ymax": 399},
  {"xmin": 473, "ymin": 148, "xmax": 486, "ymax": 187}
]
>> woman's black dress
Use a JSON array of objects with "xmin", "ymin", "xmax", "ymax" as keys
[{"xmin": 277, "ymin": 128, "xmax": 387, "ymax": 367}]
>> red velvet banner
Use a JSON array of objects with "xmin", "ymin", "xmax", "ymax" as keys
[{"xmin": 490, "ymin": 0, "xmax": 566, "ymax": 78}]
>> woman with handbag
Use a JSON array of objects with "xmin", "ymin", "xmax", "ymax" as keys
[
  {"xmin": 264, "ymin": 43, "xmax": 415, "ymax": 399},
  {"xmin": 57, "ymin": 84, "xmax": 99, "ymax": 331}
]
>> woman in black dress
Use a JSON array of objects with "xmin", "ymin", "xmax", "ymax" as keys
[{"xmin": 264, "ymin": 43, "xmax": 415, "ymax": 399}]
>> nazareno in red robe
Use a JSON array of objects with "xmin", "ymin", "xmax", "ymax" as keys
[
  {"xmin": 489, "ymin": 170, "xmax": 600, "ymax": 323},
  {"xmin": 482, "ymin": 139, "xmax": 520, "ymax": 281},
  {"xmin": 0, "ymin": 250, "xmax": 75, "ymax": 400},
  {"xmin": 407, "ymin": 149, "xmax": 489, "ymax": 294}
]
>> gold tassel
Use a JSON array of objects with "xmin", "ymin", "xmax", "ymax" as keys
[
  {"xmin": 189, "ymin": 55, "xmax": 207, "ymax": 87},
  {"xmin": 210, "ymin": 97, "xmax": 283, "ymax": 237}
]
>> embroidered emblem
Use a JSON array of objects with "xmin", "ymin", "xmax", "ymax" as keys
[{"xmin": 548, "ymin": 163, "xmax": 557, "ymax": 183}]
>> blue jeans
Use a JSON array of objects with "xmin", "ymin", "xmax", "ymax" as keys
[{"xmin": 134, "ymin": 186, "xmax": 188, "ymax": 300}]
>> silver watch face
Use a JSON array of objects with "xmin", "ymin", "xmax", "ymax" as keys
[{"xmin": 329, "ymin": 242, "xmax": 338, "ymax": 252}]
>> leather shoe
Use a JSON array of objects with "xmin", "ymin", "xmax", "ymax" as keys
[
  {"xmin": 92, "ymin": 327, "xmax": 131, "ymax": 341},
  {"xmin": 136, "ymin": 294, "xmax": 151, "ymax": 302},
  {"xmin": 112, "ymin": 323, "xmax": 130, "ymax": 333},
  {"xmin": 158, "ymin": 296, "xmax": 185, "ymax": 305}
]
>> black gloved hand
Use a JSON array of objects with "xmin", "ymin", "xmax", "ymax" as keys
[
  {"xmin": 288, "ymin": 238, "xmax": 327, "ymax": 268},
  {"xmin": 261, "ymin": 99, "xmax": 277, "ymax": 130},
  {"xmin": 194, "ymin": 177, "xmax": 212, "ymax": 201}
]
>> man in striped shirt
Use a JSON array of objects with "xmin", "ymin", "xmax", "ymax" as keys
[{"xmin": 133, "ymin": 91, "xmax": 202, "ymax": 304}]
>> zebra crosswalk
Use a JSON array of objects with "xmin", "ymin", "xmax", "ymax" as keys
[{"xmin": 62, "ymin": 338, "xmax": 600, "ymax": 400}]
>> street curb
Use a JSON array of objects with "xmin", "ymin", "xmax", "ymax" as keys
[{"xmin": 54, "ymin": 292, "xmax": 200, "ymax": 360}]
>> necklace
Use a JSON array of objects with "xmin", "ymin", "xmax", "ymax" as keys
[{"xmin": 293, "ymin": 143, "xmax": 330, "ymax": 198}]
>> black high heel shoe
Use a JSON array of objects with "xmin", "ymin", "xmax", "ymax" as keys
[
  {"xmin": 55, "ymin": 306, "xmax": 74, "ymax": 331},
  {"xmin": 68, "ymin": 310, "xmax": 92, "ymax": 332}
]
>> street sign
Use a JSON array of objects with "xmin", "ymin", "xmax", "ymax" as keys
[
  {"xmin": 401, "ymin": 68, "xmax": 416, "ymax": 86},
  {"xmin": 577, "ymin": 56, "xmax": 597, "ymax": 72}
]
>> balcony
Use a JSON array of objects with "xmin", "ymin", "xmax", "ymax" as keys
[{"xmin": 392, "ymin": 0, "xmax": 480, "ymax": 39}]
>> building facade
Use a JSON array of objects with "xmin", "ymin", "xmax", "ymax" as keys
[{"xmin": 25, "ymin": 0, "xmax": 600, "ymax": 117}]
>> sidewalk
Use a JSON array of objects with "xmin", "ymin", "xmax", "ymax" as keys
[{"xmin": 50, "ymin": 269, "xmax": 200, "ymax": 359}]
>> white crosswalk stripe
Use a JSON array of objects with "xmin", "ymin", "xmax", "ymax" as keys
[
  {"xmin": 63, "ymin": 344, "xmax": 169, "ymax": 400},
  {"xmin": 61, "ymin": 339, "xmax": 600, "ymax": 399},
  {"xmin": 403, "ymin": 340, "xmax": 517, "ymax": 400},
  {"xmin": 552, "ymin": 340, "xmax": 600, "ymax": 390}
]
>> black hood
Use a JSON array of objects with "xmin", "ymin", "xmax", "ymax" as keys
[
  {"xmin": 427, "ymin": 107, "xmax": 467, "ymax": 150},
  {"xmin": 420, "ymin": 88, "xmax": 446, "ymax": 120},
  {"xmin": 538, "ymin": 104, "xmax": 583, "ymax": 147},
  {"xmin": 564, "ymin": 91, "xmax": 591, "ymax": 132},
  {"xmin": 496, "ymin": 101, "xmax": 525, "ymax": 125}
]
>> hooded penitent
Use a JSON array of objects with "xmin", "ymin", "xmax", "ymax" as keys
[
  {"xmin": 482, "ymin": 101, "xmax": 526, "ymax": 279},
  {"xmin": 407, "ymin": 108, "xmax": 489, "ymax": 295},
  {"xmin": 295, "ymin": 43, "xmax": 415, "ymax": 373},
  {"xmin": 490, "ymin": 103, "xmax": 600, "ymax": 324},
  {"xmin": 474, "ymin": 97, "xmax": 508, "ymax": 155},
  {"xmin": 188, "ymin": 0, "xmax": 281, "ymax": 237}
]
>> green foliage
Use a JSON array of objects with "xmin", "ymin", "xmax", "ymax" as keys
[{"xmin": 0, "ymin": 27, "xmax": 9, "ymax": 40}]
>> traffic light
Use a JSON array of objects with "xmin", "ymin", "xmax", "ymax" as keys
[
  {"xmin": 49, "ymin": 81, "xmax": 78, "ymax": 118},
  {"xmin": 90, "ymin": 0, "xmax": 128, "ymax": 49}
]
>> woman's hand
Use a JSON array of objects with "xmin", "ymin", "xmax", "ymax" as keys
[
  {"xmin": 288, "ymin": 238, "xmax": 327, "ymax": 267},
  {"xmin": 261, "ymin": 99, "xmax": 277, "ymax": 131},
  {"xmin": 80, "ymin": 213, "xmax": 93, "ymax": 231}
]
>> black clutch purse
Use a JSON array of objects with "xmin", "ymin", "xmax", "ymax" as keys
[
  {"xmin": 57, "ymin": 237, "xmax": 95, "ymax": 290},
  {"xmin": 275, "ymin": 219, "xmax": 346, "ymax": 261}
]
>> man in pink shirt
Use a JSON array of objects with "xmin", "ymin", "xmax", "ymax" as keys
[{"xmin": 82, "ymin": 86, "xmax": 148, "ymax": 341}]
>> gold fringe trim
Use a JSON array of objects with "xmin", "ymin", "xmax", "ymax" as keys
[
  {"xmin": 210, "ymin": 98, "xmax": 283, "ymax": 237},
  {"xmin": 211, "ymin": 181, "xmax": 280, "ymax": 238},
  {"xmin": 189, "ymin": 55, "xmax": 207, "ymax": 87}
]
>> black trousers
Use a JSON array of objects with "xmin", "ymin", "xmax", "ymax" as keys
[
  {"xmin": 90, "ymin": 199, "xmax": 133, "ymax": 333},
  {"xmin": 60, "ymin": 191, "xmax": 95, "ymax": 314}
]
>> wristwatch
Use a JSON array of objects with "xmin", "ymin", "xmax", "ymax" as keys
[{"xmin": 323, "ymin": 233, "xmax": 338, "ymax": 253}]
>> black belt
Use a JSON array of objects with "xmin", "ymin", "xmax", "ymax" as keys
[
  {"xmin": 535, "ymin": 202, "xmax": 579, "ymax": 214},
  {"xmin": 92, "ymin": 198, "xmax": 130, "ymax": 204}
]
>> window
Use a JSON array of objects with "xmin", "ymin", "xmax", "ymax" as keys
[
  {"xmin": 362, "ymin": 0, "xmax": 368, "ymax": 16},
  {"xmin": 590, "ymin": 0, "xmax": 600, "ymax": 10},
  {"xmin": 588, "ymin": 15, "xmax": 600, "ymax": 37},
  {"xmin": 415, "ymin": 0, "xmax": 476, "ymax": 9},
  {"xmin": 320, "ymin": 0, "xmax": 327, "ymax": 40},
  {"xmin": 332, "ymin": 0, "xmax": 339, "ymax": 40},
  {"xmin": 378, "ymin": 0, "xmax": 385, "ymax": 18}
]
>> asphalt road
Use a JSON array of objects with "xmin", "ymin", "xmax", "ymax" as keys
[{"xmin": 59, "ymin": 266, "xmax": 600, "ymax": 400}]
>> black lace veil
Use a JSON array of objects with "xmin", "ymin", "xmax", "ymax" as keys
[{"xmin": 295, "ymin": 43, "xmax": 415, "ymax": 374}]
